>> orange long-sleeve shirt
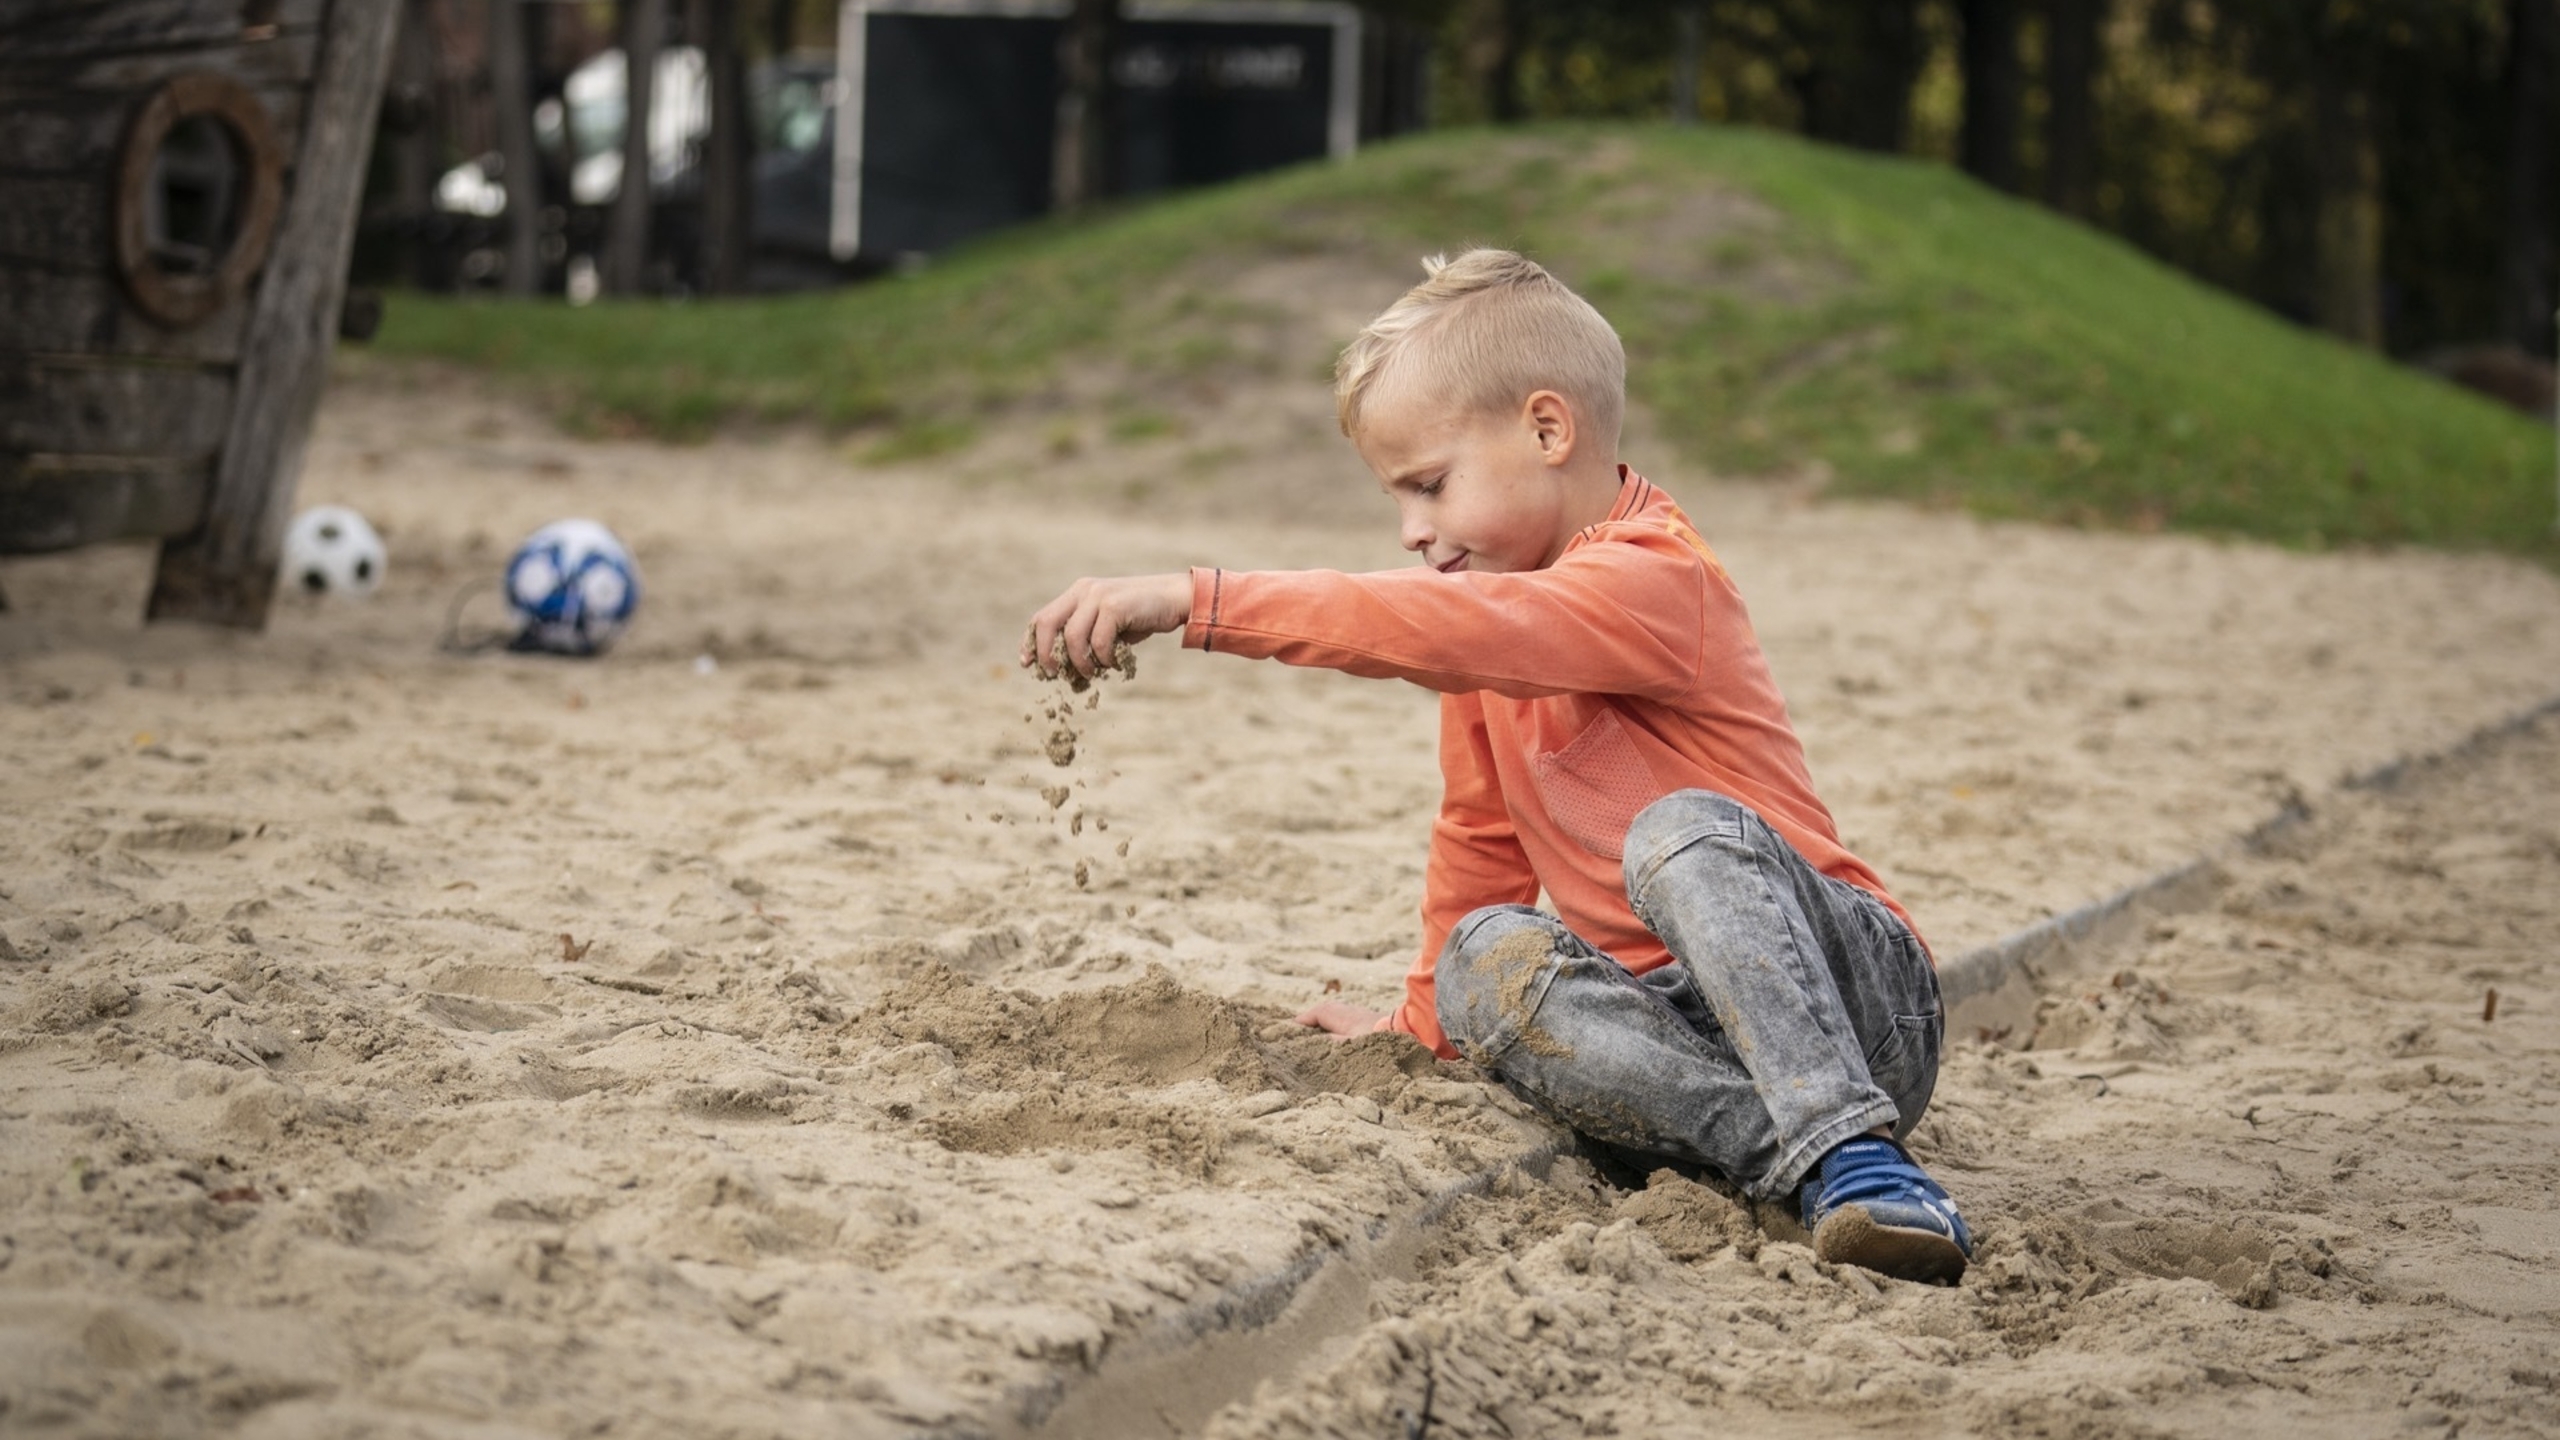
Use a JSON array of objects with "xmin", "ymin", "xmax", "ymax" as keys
[{"xmin": 1182, "ymin": 470, "xmax": 1922, "ymax": 1058}]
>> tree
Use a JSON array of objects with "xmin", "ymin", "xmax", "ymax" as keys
[
  {"xmin": 384, "ymin": 0, "xmax": 442, "ymax": 287},
  {"xmin": 2501, "ymin": 0, "xmax": 2555, "ymax": 352},
  {"xmin": 486, "ymin": 0, "xmax": 541, "ymax": 294},
  {"xmin": 1671, "ymin": 3, "xmax": 1702, "ymax": 124},
  {"xmin": 1959, "ymin": 0, "xmax": 2025, "ymax": 191},
  {"xmin": 2246, "ymin": 0, "xmax": 2485, "ymax": 349},
  {"xmin": 1451, "ymin": 0, "xmax": 1526, "ymax": 123},
  {"xmin": 2310, "ymin": 58, "xmax": 2384, "ymax": 347},
  {"xmin": 2129, "ymin": 0, "xmax": 2484, "ymax": 351},
  {"xmin": 1053, "ymin": 0, "xmax": 1121, "ymax": 210},
  {"xmin": 696, "ymin": 0, "xmax": 751, "ymax": 294},
  {"xmin": 606, "ymin": 0, "xmax": 667, "ymax": 294},
  {"xmin": 1788, "ymin": 0, "xmax": 1926, "ymax": 154},
  {"xmin": 2043, "ymin": 0, "xmax": 2106, "ymax": 218}
]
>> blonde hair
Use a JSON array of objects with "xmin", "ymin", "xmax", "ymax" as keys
[{"xmin": 1333, "ymin": 249, "xmax": 1625, "ymax": 446}]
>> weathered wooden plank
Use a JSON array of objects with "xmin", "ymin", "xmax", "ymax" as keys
[
  {"xmin": 0, "ymin": 91, "xmax": 127, "ymax": 173},
  {"xmin": 0, "ymin": 176, "xmax": 111, "ymax": 270},
  {"xmin": 0, "ymin": 454, "xmax": 208, "ymax": 553},
  {"xmin": 0, "ymin": 268, "xmax": 248, "ymax": 363},
  {"xmin": 0, "ymin": 0, "xmax": 325, "ymax": 64},
  {"xmin": 0, "ymin": 357, "xmax": 235, "ymax": 455},
  {"xmin": 0, "ymin": 82, "xmax": 307, "ymax": 176},
  {"xmin": 0, "ymin": 0, "xmax": 323, "ymax": 27},
  {"xmin": 0, "ymin": 31, "xmax": 318, "ymax": 91},
  {"xmin": 150, "ymin": 0, "xmax": 395, "ymax": 626}
]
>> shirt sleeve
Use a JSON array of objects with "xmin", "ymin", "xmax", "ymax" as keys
[
  {"xmin": 1182, "ymin": 528, "xmax": 1708, "ymax": 703},
  {"xmin": 1383, "ymin": 693, "xmax": 1541, "ymax": 1059}
]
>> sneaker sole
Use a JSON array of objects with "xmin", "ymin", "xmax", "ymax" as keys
[{"xmin": 1813, "ymin": 1206, "xmax": 1970, "ymax": 1285}]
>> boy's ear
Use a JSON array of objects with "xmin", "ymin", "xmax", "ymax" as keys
[{"xmin": 1524, "ymin": 390, "xmax": 1577, "ymax": 467}]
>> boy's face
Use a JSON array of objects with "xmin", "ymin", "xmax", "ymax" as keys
[{"xmin": 1355, "ymin": 387, "xmax": 1584, "ymax": 575}]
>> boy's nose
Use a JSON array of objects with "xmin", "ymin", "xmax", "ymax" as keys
[{"xmin": 1399, "ymin": 511, "xmax": 1433, "ymax": 552}]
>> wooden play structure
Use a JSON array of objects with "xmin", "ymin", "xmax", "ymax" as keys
[{"xmin": 0, "ymin": 0, "xmax": 398, "ymax": 626}]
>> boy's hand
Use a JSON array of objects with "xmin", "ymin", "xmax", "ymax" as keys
[
  {"xmin": 1022, "ymin": 573, "xmax": 1191, "ymax": 679},
  {"xmin": 1293, "ymin": 1000, "xmax": 1386, "ymax": 1039}
]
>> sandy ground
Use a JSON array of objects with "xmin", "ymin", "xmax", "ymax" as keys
[
  {"xmin": 1, "ymin": 366, "xmax": 2557, "ymax": 1439},
  {"xmin": 1204, "ymin": 712, "xmax": 2560, "ymax": 1439}
]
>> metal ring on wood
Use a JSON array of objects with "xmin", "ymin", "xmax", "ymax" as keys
[{"xmin": 114, "ymin": 73, "xmax": 286, "ymax": 330}]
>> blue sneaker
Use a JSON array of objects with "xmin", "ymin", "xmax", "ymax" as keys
[{"xmin": 1798, "ymin": 1136, "xmax": 1972, "ymax": 1284}]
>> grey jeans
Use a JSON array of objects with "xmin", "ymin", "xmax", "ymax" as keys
[{"xmin": 1435, "ymin": 789, "xmax": 1942, "ymax": 1201}]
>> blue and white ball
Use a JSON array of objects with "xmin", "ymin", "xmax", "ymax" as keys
[{"xmin": 504, "ymin": 519, "xmax": 639, "ymax": 656}]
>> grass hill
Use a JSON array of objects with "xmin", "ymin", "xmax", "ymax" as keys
[{"xmin": 375, "ymin": 124, "xmax": 2557, "ymax": 558}]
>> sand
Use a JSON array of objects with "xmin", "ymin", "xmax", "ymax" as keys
[
  {"xmin": 1201, "ymin": 712, "xmax": 2560, "ymax": 1439},
  {"xmin": 2, "ymin": 363, "xmax": 2557, "ymax": 1439}
]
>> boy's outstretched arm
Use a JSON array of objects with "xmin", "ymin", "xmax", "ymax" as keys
[{"xmin": 1022, "ymin": 573, "xmax": 1191, "ymax": 679}]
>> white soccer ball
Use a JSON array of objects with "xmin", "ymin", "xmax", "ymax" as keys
[
  {"xmin": 281, "ymin": 505, "xmax": 386, "ymax": 599},
  {"xmin": 504, "ymin": 518, "xmax": 639, "ymax": 656}
]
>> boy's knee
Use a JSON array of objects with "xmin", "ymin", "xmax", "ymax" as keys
[
  {"xmin": 1435, "ymin": 905, "xmax": 1562, "ymax": 1045},
  {"xmin": 1623, "ymin": 789, "xmax": 1754, "ymax": 890}
]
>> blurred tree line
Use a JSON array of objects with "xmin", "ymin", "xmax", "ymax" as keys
[
  {"xmin": 373, "ymin": 0, "xmax": 2554, "ymax": 368},
  {"xmin": 1371, "ymin": 0, "xmax": 2555, "ymax": 363}
]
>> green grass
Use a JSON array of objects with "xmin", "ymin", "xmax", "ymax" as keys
[{"xmin": 375, "ymin": 124, "xmax": 2557, "ymax": 557}]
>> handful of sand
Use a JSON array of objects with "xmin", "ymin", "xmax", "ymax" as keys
[{"xmin": 1038, "ymin": 638, "xmax": 1136, "ymax": 767}]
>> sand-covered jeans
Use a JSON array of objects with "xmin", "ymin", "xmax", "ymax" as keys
[{"xmin": 1435, "ymin": 789, "xmax": 1942, "ymax": 1202}]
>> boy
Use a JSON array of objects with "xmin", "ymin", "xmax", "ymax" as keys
[{"xmin": 1021, "ymin": 250, "xmax": 1970, "ymax": 1284}]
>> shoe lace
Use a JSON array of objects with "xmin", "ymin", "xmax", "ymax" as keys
[{"xmin": 1804, "ymin": 1138, "xmax": 1958, "ymax": 1227}]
